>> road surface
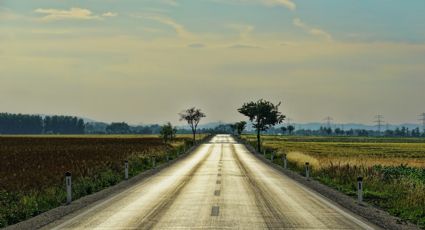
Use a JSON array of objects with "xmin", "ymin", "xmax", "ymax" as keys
[{"xmin": 44, "ymin": 135, "xmax": 377, "ymax": 229}]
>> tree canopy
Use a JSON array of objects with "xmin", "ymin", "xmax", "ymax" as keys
[
  {"xmin": 238, "ymin": 99, "xmax": 285, "ymax": 151},
  {"xmin": 160, "ymin": 122, "xmax": 177, "ymax": 143},
  {"xmin": 179, "ymin": 107, "xmax": 206, "ymax": 143}
]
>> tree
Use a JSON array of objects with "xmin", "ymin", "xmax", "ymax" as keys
[
  {"xmin": 287, "ymin": 125, "xmax": 295, "ymax": 135},
  {"xmin": 238, "ymin": 99, "xmax": 285, "ymax": 152},
  {"xmin": 179, "ymin": 107, "xmax": 206, "ymax": 143},
  {"xmin": 106, "ymin": 122, "xmax": 130, "ymax": 134},
  {"xmin": 412, "ymin": 127, "xmax": 421, "ymax": 137},
  {"xmin": 235, "ymin": 121, "xmax": 247, "ymax": 136},
  {"xmin": 160, "ymin": 122, "xmax": 177, "ymax": 143},
  {"xmin": 281, "ymin": 126, "xmax": 288, "ymax": 135},
  {"xmin": 334, "ymin": 128, "xmax": 343, "ymax": 136}
]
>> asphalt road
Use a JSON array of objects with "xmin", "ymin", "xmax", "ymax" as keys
[{"xmin": 44, "ymin": 134, "xmax": 377, "ymax": 229}]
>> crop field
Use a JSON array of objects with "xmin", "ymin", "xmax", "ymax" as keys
[
  {"xmin": 0, "ymin": 134, "xmax": 207, "ymax": 227},
  {"xmin": 242, "ymin": 135, "xmax": 425, "ymax": 227}
]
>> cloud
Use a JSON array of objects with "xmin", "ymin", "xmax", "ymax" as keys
[
  {"xmin": 142, "ymin": 14, "xmax": 193, "ymax": 39},
  {"xmin": 102, "ymin": 12, "xmax": 118, "ymax": 17},
  {"xmin": 34, "ymin": 8, "xmax": 119, "ymax": 21},
  {"xmin": 293, "ymin": 18, "xmax": 333, "ymax": 42},
  {"xmin": 261, "ymin": 0, "xmax": 296, "ymax": 11},
  {"xmin": 212, "ymin": 0, "xmax": 296, "ymax": 11},
  {"xmin": 34, "ymin": 7, "xmax": 100, "ymax": 21},
  {"xmin": 228, "ymin": 24, "xmax": 254, "ymax": 41}
]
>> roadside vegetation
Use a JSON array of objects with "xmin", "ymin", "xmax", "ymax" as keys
[
  {"xmin": 242, "ymin": 135, "xmax": 425, "ymax": 227},
  {"xmin": 0, "ymin": 134, "xmax": 208, "ymax": 228}
]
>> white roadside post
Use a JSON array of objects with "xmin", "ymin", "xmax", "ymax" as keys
[
  {"xmin": 282, "ymin": 154, "xmax": 288, "ymax": 169},
  {"xmin": 124, "ymin": 160, "xmax": 129, "ymax": 180},
  {"xmin": 166, "ymin": 153, "xmax": 169, "ymax": 162},
  {"xmin": 271, "ymin": 152, "xmax": 274, "ymax": 162},
  {"xmin": 263, "ymin": 149, "xmax": 266, "ymax": 156},
  {"xmin": 152, "ymin": 157, "xmax": 156, "ymax": 168},
  {"xmin": 357, "ymin": 176, "xmax": 363, "ymax": 202},
  {"xmin": 65, "ymin": 172, "xmax": 72, "ymax": 205},
  {"xmin": 305, "ymin": 162, "xmax": 310, "ymax": 180}
]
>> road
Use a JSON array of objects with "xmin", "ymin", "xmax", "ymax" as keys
[{"xmin": 44, "ymin": 135, "xmax": 377, "ymax": 229}]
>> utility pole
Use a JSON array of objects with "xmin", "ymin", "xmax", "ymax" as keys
[
  {"xmin": 323, "ymin": 116, "xmax": 333, "ymax": 129},
  {"xmin": 419, "ymin": 113, "xmax": 425, "ymax": 133},
  {"xmin": 374, "ymin": 115, "xmax": 384, "ymax": 133}
]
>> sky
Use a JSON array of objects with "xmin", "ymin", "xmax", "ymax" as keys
[{"xmin": 1, "ymin": 0, "xmax": 425, "ymax": 125}]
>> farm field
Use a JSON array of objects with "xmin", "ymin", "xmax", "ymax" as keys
[
  {"xmin": 0, "ymin": 134, "xmax": 207, "ymax": 228},
  {"xmin": 242, "ymin": 135, "xmax": 425, "ymax": 227}
]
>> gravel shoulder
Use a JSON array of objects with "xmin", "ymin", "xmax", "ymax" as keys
[
  {"xmin": 4, "ymin": 137, "xmax": 212, "ymax": 230},
  {"xmin": 238, "ymin": 137, "xmax": 421, "ymax": 230}
]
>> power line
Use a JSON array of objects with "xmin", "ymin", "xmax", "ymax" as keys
[{"xmin": 374, "ymin": 115, "xmax": 384, "ymax": 133}]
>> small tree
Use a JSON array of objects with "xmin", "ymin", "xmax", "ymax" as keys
[
  {"xmin": 281, "ymin": 126, "xmax": 287, "ymax": 135},
  {"xmin": 160, "ymin": 122, "xmax": 177, "ymax": 144},
  {"xmin": 287, "ymin": 125, "xmax": 295, "ymax": 135},
  {"xmin": 179, "ymin": 107, "xmax": 206, "ymax": 143},
  {"xmin": 238, "ymin": 99, "xmax": 285, "ymax": 152},
  {"xmin": 235, "ymin": 121, "xmax": 247, "ymax": 136}
]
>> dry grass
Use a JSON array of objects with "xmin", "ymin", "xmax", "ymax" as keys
[{"xmin": 242, "ymin": 135, "xmax": 425, "ymax": 227}]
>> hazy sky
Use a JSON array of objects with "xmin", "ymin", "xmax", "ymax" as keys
[{"xmin": 1, "ymin": 0, "xmax": 424, "ymax": 125}]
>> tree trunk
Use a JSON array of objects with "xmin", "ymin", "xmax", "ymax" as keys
[
  {"xmin": 257, "ymin": 128, "xmax": 261, "ymax": 152},
  {"xmin": 192, "ymin": 130, "xmax": 196, "ymax": 145}
]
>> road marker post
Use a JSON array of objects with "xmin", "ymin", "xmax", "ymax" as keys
[
  {"xmin": 152, "ymin": 156, "xmax": 156, "ymax": 168},
  {"xmin": 305, "ymin": 162, "xmax": 310, "ymax": 180},
  {"xmin": 263, "ymin": 149, "xmax": 266, "ymax": 156},
  {"xmin": 282, "ymin": 154, "xmax": 287, "ymax": 169},
  {"xmin": 166, "ymin": 153, "xmax": 169, "ymax": 162},
  {"xmin": 271, "ymin": 152, "xmax": 274, "ymax": 162},
  {"xmin": 357, "ymin": 176, "xmax": 363, "ymax": 202},
  {"xmin": 65, "ymin": 172, "xmax": 72, "ymax": 205},
  {"xmin": 124, "ymin": 160, "xmax": 129, "ymax": 180}
]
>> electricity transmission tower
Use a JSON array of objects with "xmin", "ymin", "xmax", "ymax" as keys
[
  {"xmin": 323, "ymin": 116, "xmax": 333, "ymax": 128},
  {"xmin": 419, "ymin": 113, "xmax": 425, "ymax": 133},
  {"xmin": 374, "ymin": 115, "xmax": 384, "ymax": 133}
]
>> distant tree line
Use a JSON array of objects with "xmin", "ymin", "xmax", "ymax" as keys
[
  {"xmin": 0, "ymin": 113, "xmax": 43, "ymax": 134},
  {"xmin": 0, "ymin": 113, "xmax": 85, "ymax": 134},
  {"xmin": 259, "ymin": 125, "xmax": 425, "ymax": 137},
  {"xmin": 85, "ymin": 122, "xmax": 163, "ymax": 134}
]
